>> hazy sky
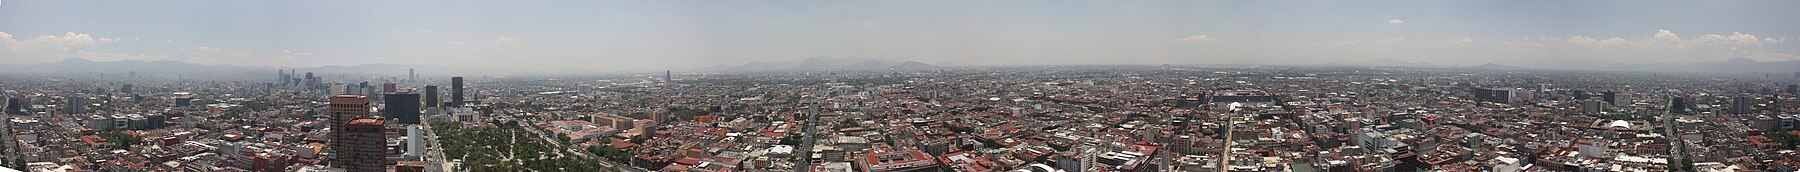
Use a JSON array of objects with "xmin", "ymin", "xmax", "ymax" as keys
[{"xmin": 3, "ymin": 0, "xmax": 1799, "ymax": 70}]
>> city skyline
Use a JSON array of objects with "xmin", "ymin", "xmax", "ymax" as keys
[{"xmin": 4, "ymin": 0, "xmax": 1800, "ymax": 72}]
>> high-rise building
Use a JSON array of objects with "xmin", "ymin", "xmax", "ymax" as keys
[
  {"xmin": 1613, "ymin": 93, "xmax": 1633, "ymax": 107},
  {"xmin": 305, "ymin": 72, "xmax": 318, "ymax": 90},
  {"xmin": 665, "ymin": 70, "xmax": 672, "ymax": 83},
  {"xmin": 1581, "ymin": 100, "xmax": 1605, "ymax": 114},
  {"xmin": 174, "ymin": 95, "xmax": 194, "ymax": 107},
  {"xmin": 328, "ymin": 94, "xmax": 373, "ymax": 170},
  {"xmin": 451, "ymin": 77, "xmax": 464, "ymax": 107},
  {"xmin": 405, "ymin": 125, "xmax": 423, "ymax": 157},
  {"xmin": 1572, "ymin": 90, "xmax": 1588, "ymax": 100},
  {"xmin": 4, "ymin": 97, "xmax": 20, "ymax": 114},
  {"xmin": 382, "ymin": 83, "xmax": 397, "ymax": 94},
  {"xmin": 121, "ymin": 84, "xmax": 134, "ymax": 94},
  {"xmin": 330, "ymin": 83, "xmax": 347, "ymax": 96},
  {"xmin": 408, "ymin": 68, "xmax": 416, "ymax": 83},
  {"xmin": 1601, "ymin": 91, "xmax": 1616, "ymax": 105},
  {"xmin": 384, "ymin": 91, "xmax": 421, "ymax": 124},
  {"xmin": 65, "ymin": 97, "xmax": 86, "ymax": 115},
  {"xmin": 1472, "ymin": 88, "xmax": 1512, "ymax": 103},
  {"xmin": 1671, "ymin": 96, "xmax": 1692, "ymax": 114},
  {"xmin": 1732, "ymin": 96, "xmax": 1754, "ymax": 115},
  {"xmin": 332, "ymin": 118, "xmax": 388, "ymax": 171},
  {"xmin": 424, "ymin": 85, "xmax": 439, "ymax": 108}
]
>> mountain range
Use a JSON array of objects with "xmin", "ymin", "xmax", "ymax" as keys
[
  {"xmin": 706, "ymin": 57, "xmax": 938, "ymax": 71},
  {"xmin": 1326, "ymin": 57, "xmax": 1800, "ymax": 74}
]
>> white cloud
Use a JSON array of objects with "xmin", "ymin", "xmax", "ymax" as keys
[
  {"xmin": 1170, "ymin": 35, "xmax": 1215, "ymax": 43},
  {"xmin": 1388, "ymin": 19, "xmax": 1404, "ymax": 24},
  {"xmin": 493, "ymin": 36, "xmax": 519, "ymax": 45},
  {"xmin": 195, "ymin": 46, "xmax": 222, "ymax": 51},
  {"xmin": 1276, "ymin": 37, "xmax": 1405, "ymax": 46},
  {"xmin": 1499, "ymin": 29, "xmax": 1800, "ymax": 62},
  {"xmin": 1689, "ymin": 32, "xmax": 1765, "ymax": 46},
  {"xmin": 1454, "ymin": 37, "xmax": 1474, "ymax": 45},
  {"xmin": 284, "ymin": 50, "xmax": 312, "ymax": 56},
  {"xmin": 1652, "ymin": 29, "xmax": 1680, "ymax": 42},
  {"xmin": 419, "ymin": 30, "xmax": 435, "ymax": 34}
]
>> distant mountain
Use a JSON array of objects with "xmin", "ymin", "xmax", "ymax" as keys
[
  {"xmin": 1326, "ymin": 58, "xmax": 1434, "ymax": 67},
  {"xmin": 1522, "ymin": 58, "xmax": 1800, "ymax": 73},
  {"xmin": 713, "ymin": 57, "xmax": 938, "ymax": 71},
  {"xmin": 0, "ymin": 58, "xmax": 260, "ymax": 74},
  {"xmin": 1463, "ymin": 63, "xmax": 1529, "ymax": 70},
  {"xmin": 0, "ymin": 58, "xmax": 495, "ymax": 77}
]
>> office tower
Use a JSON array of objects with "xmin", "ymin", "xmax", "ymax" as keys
[
  {"xmin": 384, "ymin": 92, "xmax": 421, "ymax": 124},
  {"xmin": 121, "ymin": 84, "xmax": 134, "ymax": 94},
  {"xmin": 1573, "ymin": 90, "xmax": 1588, "ymax": 100},
  {"xmin": 332, "ymin": 118, "xmax": 388, "ymax": 171},
  {"xmin": 382, "ymin": 83, "xmax": 397, "ymax": 94},
  {"xmin": 405, "ymin": 125, "xmax": 422, "ymax": 157},
  {"xmin": 1581, "ymin": 100, "xmax": 1605, "ymax": 114},
  {"xmin": 1671, "ymin": 96, "xmax": 1692, "ymax": 114},
  {"xmin": 66, "ymin": 97, "xmax": 85, "ymax": 115},
  {"xmin": 175, "ymin": 95, "xmax": 194, "ymax": 107},
  {"xmin": 1789, "ymin": 85, "xmax": 1798, "ymax": 95},
  {"xmin": 328, "ymin": 94, "xmax": 372, "ymax": 168},
  {"xmin": 451, "ymin": 77, "xmax": 464, "ymax": 107},
  {"xmin": 1602, "ymin": 91, "xmax": 1616, "ymax": 104},
  {"xmin": 330, "ymin": 83, "xmax": 347, "ymax": 96},
  {"xmin": 665, "ymin": 70, "xmax": 672, "ymax": 83},
  {"xmin": 408, "ymin": 68, "xmax": 416, "ymax": 83},
  {"xmin": 305, "ymin": 72, "xmax": 317, "ymax": 89},
  {"xmin": 1732, "ymin": 96, "xmax": 1753, "ymax": 115},
  {"xmin": 4, "ymin": 97, "xmax": 20, "ymax": 114},
  {"xmin": 279, "ymin": 70, "xmax": 288, "ymax": 85},
  {"xmin": 358, "ymin": 82, "xmax": 370, "ymax": 94},
  {"xmin": 1472, "ymin": 88, "xmax": 1511, "ymax": 103},
  {"xmin": 424, "ymin": 86, "xmax": 439, "ymax": 108},
  {"xmin": 1614, "ymin": 94, "xmax": 1633, "ymax": 107}
]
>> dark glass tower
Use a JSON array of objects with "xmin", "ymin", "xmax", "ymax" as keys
[
  {"xmin": 424, "ymin": 85, "xmax": 439, "ymax": 108},
  {"xmin": 384, "ymin": 92, "xmax": 421, "ymax": 124},
  {"xmin": 451, "ymin": 77, "xmax": 464, "ymax": 107}
]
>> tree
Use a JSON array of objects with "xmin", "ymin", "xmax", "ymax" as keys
[{"xmin": 779, "ymin": 135, "xmax": 803, "ymax": 145}]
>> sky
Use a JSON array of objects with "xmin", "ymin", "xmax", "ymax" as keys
[{"xmin": 3, "ymin": 0, "xmax": 1800, "ymax": 71}]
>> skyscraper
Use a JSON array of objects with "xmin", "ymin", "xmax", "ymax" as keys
[
  {"xmin": 1601, "ymin": 91, "xmax": 1616, "ymax": 105},
  {"xmin": 451, "ymin": 77, "xmax": 464, "ymax": 107},
  {"xmin": 665, "ymin": 70, "xmax": 672, "ymax": 83},
  {"xmin": 408, "ymin": 68, "xmax": 416, "ymax": 83},
  {"xmin": 332, "ymin": 118, "xmax": 388, "ymax": 171},
  {"xmin": 423, "ymin": 85, "xmax": 439, "ymax": 108},
  {"xmin": 1732, "ymin": 96, "xmax": 1753, "ymax": 115},
  {"xmin": 279, "ymin": 70, "xmax": 288, "ymax": 85},
  {"xmin": 328, "ymin": 95, "xmax": 373, "ymax": 170},
  {"xmin": 384, "ymin": 91, "xmax": 421, "ymax": 124},
  {"xmin": 330, "ymin": 83, "xmax": 347, "ymax": 96},
  {"xmin": 65, "ymin": 97, "xmax": 85, "ymax": 115}
]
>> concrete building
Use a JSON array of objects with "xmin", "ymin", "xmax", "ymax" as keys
[
  {"xmin": 328, "ymin": 94, "xmax": 373, "ymax": 169},
  {"xmin": 332, "ymin": 118, "xmax": 388, "ymax": 171}
]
